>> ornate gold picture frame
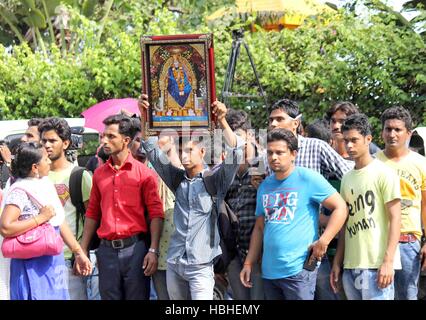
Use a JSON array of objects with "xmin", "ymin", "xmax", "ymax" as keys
[{"xmin": 140, "ymin": 34, "xmax": 216, "ymax": 136}]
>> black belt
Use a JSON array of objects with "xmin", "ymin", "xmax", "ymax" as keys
[{"xmin": 100, "ymin": 233, "xmax": 146, "ymax": 249}]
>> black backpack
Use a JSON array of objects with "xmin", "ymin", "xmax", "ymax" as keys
[
  {"xmin": 203, "ymin": 174, "xmax": 239, "ymax": 274},
  {"xmin": 69, "ymin": 166, "xmax": 100, "ymax": 250}
]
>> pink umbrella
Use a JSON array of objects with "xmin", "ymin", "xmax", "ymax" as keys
[{"xmin": 81, "ymin": 98, "xmax": 140, "ymax": 132}]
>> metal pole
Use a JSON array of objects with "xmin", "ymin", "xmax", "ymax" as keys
[
  {"xmin": 221, "ymin": 29, "xmax": 268, "ymax": 108},
  {"xmin": 242, "ymin": 41, "xmax": 268, "ymax": 107},
  {"xmin": 222, "ymin": 30, "xmax": 243, "ymax": 106}
]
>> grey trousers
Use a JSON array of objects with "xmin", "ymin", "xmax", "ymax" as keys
[{"xmin": 227, "ymin": 255, "xmax": 265, "ymax": 300}]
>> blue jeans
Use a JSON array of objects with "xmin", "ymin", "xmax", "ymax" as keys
[
  {"xmin": 263, "ymin": 268, "xmax": 318, "ymax": 300},
  {"xmin": 227, "ymin": 256, "xmax": 264, "ymax": 300},
  {"xmin": 64, "ymin": 259, "xmax": 87, "ymax": 300},
  {"xmin": 86, "ymin": 250, "xmax": 100, "ymax": 300},
  {"xmin": 166, "ymin": 262, "xmax": 215, "ymax": 300},
  {"xmin": 315, "ymin": 255, "xmax": 339, "ymax": 300},
  {"xmin": 395, "ymin": 241, "xmax": 421, "ymax": 300},
  {"xmin": 342, "ymin": 269, "xmax": 394, "ymax": 300}
]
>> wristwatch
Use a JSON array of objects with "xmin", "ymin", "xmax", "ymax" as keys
[{"xmin": 148, "ymin": 248, "xmax": 159, "ymax": 256}]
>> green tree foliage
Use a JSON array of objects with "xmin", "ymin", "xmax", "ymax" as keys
[
  {"xmin": 0, "ymin": 1, "xmax": 425, "ymax": 141},
  {"xmin": 212, "ymin": 11, "xmax": 426, "ymax": 135}
]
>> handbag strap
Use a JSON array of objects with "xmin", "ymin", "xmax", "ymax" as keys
[{"xmin": 11, "ymin": 187, "xmax": 43, "ymax": 209}]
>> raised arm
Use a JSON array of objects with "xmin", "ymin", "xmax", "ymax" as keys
[
  {"xmin": 208, "ymin": 101, "xmax": 244, "ymax": 195},
  {"xmin": 138, "ymin": 94, "xmax": 185, "ymax": 192},
  {"xmin": 212, "ymin": 100, "xmax": 236, "ymax": 148}
]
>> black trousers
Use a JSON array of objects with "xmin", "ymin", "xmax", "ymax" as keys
[{"xmin": 96, "ymin": 239, "xmax": 150, "ymax": 300}]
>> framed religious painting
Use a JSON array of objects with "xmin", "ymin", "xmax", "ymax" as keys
[{"xmin": 140, "ymin": 34, "xmax": 216, "ymax": 136}]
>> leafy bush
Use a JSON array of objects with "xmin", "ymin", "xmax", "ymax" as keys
[{"xmin": 0, "ymin": 5, "xmax": 425, "ymax": 144}]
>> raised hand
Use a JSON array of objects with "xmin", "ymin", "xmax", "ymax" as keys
[
  {"xmin": 138, "ymin": 94, "xmax": 150, "ymax": 114},
  {"xmin": 211, "ymin": 100, "xmax": 228, "ymax": 122}
]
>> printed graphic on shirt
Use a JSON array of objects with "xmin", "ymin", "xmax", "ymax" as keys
[
  {"xmin": 346, "ymin": 188, "xmax": 377, "ymax": 238},
  {"xmin": 262, "ymin": 189, "xmax": 299, "ymax": 224},
  {"xmin": 397, "ymin": 169, "xmax": 419, "ymax": 214},
  {"xmin": 340, "ymin": 159, "xmax": 402, "ymax": 269},
  {"xmin": 376, "ymin": 150, "xmax": 426, "ymax": 239},
  {"xmin": 54, "ymin": 184, "xmax": 70, "ymax": 207}
]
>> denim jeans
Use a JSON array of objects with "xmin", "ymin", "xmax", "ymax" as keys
[
  {"xmin": 64, "ymin": 259, "xmax": 87, "ymax": 300},
  {"xmin": 86, "ymin": 250, "xmax": 100, "ymax": 300},
  {"xmin": 166, "ymin": 262, "xmax": 215, "ymax": 300},
  {"xmin": 263, "ymin": 268, "xmax": 318, "ymax": 300},
  {"xmin": 342, "ymin": 269, "xmax": 394, "ymax": 300},
  {"xmin": 315, "ymin": 255, "xmax": 339, "ymax": 300},
  {"xmin": 150, "ymin": 279, "xmax": 158, "ymax": 300},
  {"xmin": 395, "ymin": 241, "xmax": 421, "ymax": 300},
  {"xmin": 227, "ymin": 256, "xmax": 264, "ymax": 300}
]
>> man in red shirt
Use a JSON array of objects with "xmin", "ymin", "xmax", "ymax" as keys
[{"xmin": 79, "ymin": 114, "xmax": 164, "ymax": 300}]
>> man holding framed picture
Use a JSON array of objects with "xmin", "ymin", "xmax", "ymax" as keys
[{"xmin": 138, "ymin": 94, "xmax": 243, "ymax": 300}]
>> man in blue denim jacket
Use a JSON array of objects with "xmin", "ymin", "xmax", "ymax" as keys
[{"xmin": 139, "ymin": 95, "xmax": 243, "ymax": 300}]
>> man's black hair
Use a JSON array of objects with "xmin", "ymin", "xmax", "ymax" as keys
[
  {"xmin": 28, "ymin": 118, "xmax": 43, "ymax": 127},
  {"xmin": 103, "ymin": 114, "xmax": 139, "ymax": 140},
  {"xmin": 225, "ymin": 108, "xmax": 252, "ymax": 131},
  {"xmin": 380, "ymin": 106, "xmax": 413, "ymax": 131},
  {"xmin": 269, "ymin": 98, "xmax": 300, "ymax": 118},
  {"xmin": 341, "ymin": 113, "xmax": 372, "ymax": 136},
  {"xmin": 267, "ymin": 128, "xmax": 299, "ymax": 152},
  {"xmin": 305, "ymin": 119, "xmax": 332, "ymax": 143},
  {"xmin": 38, "ymin": 117, "xmax": 71, "ymax": 143},
  {"xmin": 326, "ymin": 101, "xmax": 359, "ymax": 121}
]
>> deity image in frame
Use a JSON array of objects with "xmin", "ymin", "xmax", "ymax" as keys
[{"xmin": 140, "ymin": 34, "xmax": 216, "ymax": 135}]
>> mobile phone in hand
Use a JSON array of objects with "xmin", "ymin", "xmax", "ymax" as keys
[{"xmin": 303, "ymin": 250, "xmax": 318, "ymax": 271}]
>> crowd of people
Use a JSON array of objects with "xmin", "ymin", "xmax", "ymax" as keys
[{"xmin": 0, "ymin": 96, "xmax": 425, "ymax": 301}]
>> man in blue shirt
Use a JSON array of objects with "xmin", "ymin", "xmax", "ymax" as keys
[
  {"xmin": 250, "ymin": 98, "xmax": 354, "ymax": 300},
  {"xmin": 240, "ymin": 128, "xmax": 348, "ymax": 300},
  {"xmin": 139, "ymin": 95, "xmax": 243, "ymax": 300}
]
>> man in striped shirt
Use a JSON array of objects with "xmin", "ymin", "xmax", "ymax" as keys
[
  {"xmin": 224, "ymin": 109, "xmax": 264, "ymax": 299},
  {"xmin": 252, "ymin": 99, "xmax": 353, "ymax": 188}
]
